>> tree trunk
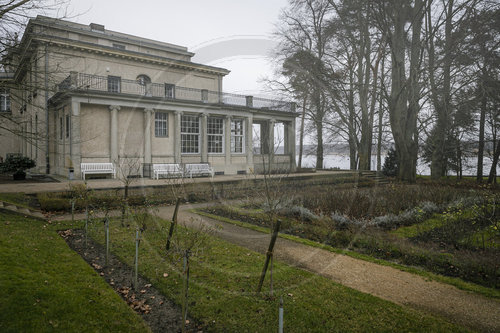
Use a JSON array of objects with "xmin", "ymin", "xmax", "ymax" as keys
[
  {"xmin": 487, "ymin": 139, "xmax": 500, "ymax": 184},
  {"xmin": 429, "ymin": 0, "xmax": 454, "ymax": 180},
  {"xmin": 316, "ymin": 120, "xmax": 324, "ymax": 169},
  {"xmin": 377, "ymin": 55, "xmax": 385, "ymax": 171},
  {"xmin": 477, "ymin": 72, "xmax": 487, "ymax": 182},
  {"xmin": 387, "ymin": 0, "xmax": 423, "ymax": 183},
  {"xmin": 298, "ymin": 97, "xmax": 306, "ymax": 169}
]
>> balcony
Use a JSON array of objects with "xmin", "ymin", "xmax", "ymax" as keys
[{"xmin": 57, "ymin": 72, "xmax": 296, "ymax": 113}]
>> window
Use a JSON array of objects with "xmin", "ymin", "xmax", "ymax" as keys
[
  {"xmin": 137, "ymin": 74, "xmax": 151, "ymax": 96},
  {"xmin": 231, "ymin": 119, "xmax": 245, "ymax": 153},
  {"xmin": 165, "ymin": 84, "xmax": 175, "ymax": 99},
  {"xmin": 35, "ymin": 114, "xmax": 38, "ymax": 159},
  {"xmin": 201, "ymin": 89, "xmax": 208, "ymax": 102},
  {"xmin": 59, "ymin": 116, "xmax": 63, "ymax": 140},
  {"xmin": 90, "ymin": 23, "xmax": 105, "ymax": 33},
  {"xmin": 181, "ymin": 115, "xmax": 199, "ymax": 154},
  {"xmin": 65, "ymin": 114, "xmax": 70, "ymax": 139},
  {"xmin": 136, "ymin": 74, "xmax": 151, "ymax": 86},
  {"xmin": 208, "ymin": 117, "xmax": 224, "ymax": 154},
  {"xmin": 107, "ymin": 76, "xmax": 121, "ymax": 93},
  {"xmin": 155, "ymin": 112, "xmax": 168, "ymax": 137},
  {"xmin": 0, "ymin": 89, "xmax": 10, "ymax": 112}
]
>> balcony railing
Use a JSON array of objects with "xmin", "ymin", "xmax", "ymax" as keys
[{"xmin": 57, "ymin": 72, "xmax": 296, "ymax": 113}]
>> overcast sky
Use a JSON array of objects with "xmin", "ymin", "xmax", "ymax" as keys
[{"xmin": 66, "ymin": 0, "xmax": 289, "ymax": 96}]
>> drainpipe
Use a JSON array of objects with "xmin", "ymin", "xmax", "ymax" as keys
[{"xmin": 45, "ymin": 44, "xmax": 50, "ymax": 174}]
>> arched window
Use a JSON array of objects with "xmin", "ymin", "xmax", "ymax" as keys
[
  {"xmin": 136, "ymin": 75, "xmax": 152, "ymax": 96},
  {"xmin": 136, "ymin": 74, "xmax": 151, "ymax": 86}
]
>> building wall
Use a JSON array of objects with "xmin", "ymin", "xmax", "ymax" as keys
[
  {"xmin": 43, "ymin": 45, "xmax": 219, "ymax": 92},
  {"xmin": 151, "ymin": 111, "xmax": 175, "ymax": 162},
  {"xmin": 80, "ymin": 104, "xmax": 111, "ymax": 161}
]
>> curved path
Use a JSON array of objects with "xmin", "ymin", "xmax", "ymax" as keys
[{"xmin": 55, "ymin": 201, "xmax": 499, "ymax": 332}]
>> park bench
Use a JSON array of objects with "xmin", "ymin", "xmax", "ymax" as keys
[
  {"xmin": 184, "ymin": 163, "xmax": 214, "ymax": 178},
  {"xmin": 152, "ymin": 163, "xmax": 183, "ymax": 179},
  {"xmin": 81, "ymin": 162, "xmax": 116, "ymax": 179}
]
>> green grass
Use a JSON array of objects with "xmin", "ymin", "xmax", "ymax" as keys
[
  {"xmin": 0, "ymin": 193, "xmax": 37, "ymax": 210},
  {"xmin": 87, "ymin": 214, "xmax": 470, "ymax": 332},
  {"xmin": 0, "ymin": 211, "xmax": 150, "ymax": 333},
  {"xmin": 392, "ymin": 215, "xmax": 447, "ymax": 238},
  {"xmin": 194, "ymin": 209, "xmax": 500, "ymax": 299}
]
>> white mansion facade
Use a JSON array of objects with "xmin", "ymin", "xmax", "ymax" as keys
[{"xmin": 0, "ymin": 16, "xmax": 297, "ymax": 178}]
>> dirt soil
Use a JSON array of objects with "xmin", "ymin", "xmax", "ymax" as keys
[{"xmin": 60, "ymin": 229, "xmax": 203, "ymax": 333}]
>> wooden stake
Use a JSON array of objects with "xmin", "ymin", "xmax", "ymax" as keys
[
  {"xmin": 166, "ymin": 197, "xmax": 181, "ymax": 251},
  {"xmin": 257, "ymin": 219, "xmax": 281, "ymax": 293}
]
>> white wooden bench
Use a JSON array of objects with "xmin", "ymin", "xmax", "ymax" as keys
[
  {"xmin": 81, "ymin": 163, "xmax": 116, "ymax": 179},
  {"xmin": 184, "ymin": 163, "xmax": 214, "ymax": 178},
  {"xmin": 152, "ymin": 163, "xmax": 183, "ymax": 179}
]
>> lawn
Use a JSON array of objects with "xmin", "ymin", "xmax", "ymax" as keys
[
  {"xmin": 86, "ymin": 213, "xmax": 468, "ymax": 332},
  {"xmin": 0, "ymin": 211, "xmax": 150, "ymax": 332}
]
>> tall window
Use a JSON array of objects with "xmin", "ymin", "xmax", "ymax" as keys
[
  {"xmin": 155, "ymin": 112, "xmax": 168, "ymax": 137},
  {"xmin": 165, "ymin": 84, "xmax": 175, "ymax": 99},
  {"xmin": 136, "ymin": 75, "xmax": 151, "ymax": 96},
  {"xmin": 65, "ymin": 114, "xmax": 70, "ymax": 139},
  {"xmin": 208, "ymin": 117, "xmax": 224, "ymax": 154},
  {"xmin": 181, "ymin": 115, "xmax": 199, "ymax": 154},
  {"xmin": 107, "ymin": 76, "xmax": 121, "ymax": 93},
  {"xmin": 59, "ymin": 116, "xmax": 63, "ymax": 140},
  {"xmin": 0, "ymin": 89, "xmax": 10, "ymax": 112},
  {"xmin": 231, "ymin": 119, "xmax": 245, "ymax": 153}
]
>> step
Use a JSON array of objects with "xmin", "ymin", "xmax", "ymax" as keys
[
  {"xmin": 19, "ymin": 208, "xmax": 32, "ymax": 215},
  {"xmin": 32, "ymin": 212, "xmax": 46, "ymax": 219}
]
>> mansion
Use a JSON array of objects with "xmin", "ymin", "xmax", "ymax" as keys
[{"xmin": 0, "ymin": 16, "xmax": 298, "ymax": 179}]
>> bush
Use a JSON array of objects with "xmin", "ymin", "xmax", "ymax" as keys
[{"xmin": 0, "ymin": 155, "xmax": 36, "ymax": 179}]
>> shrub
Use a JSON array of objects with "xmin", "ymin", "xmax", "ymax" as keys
[
  {"xmin": 0, "ymin": 155, "xmax": 36, "ymax": 179},
  {"xmin": 278, "ymin": 205, "xmax": 318, "ymax": 222}
]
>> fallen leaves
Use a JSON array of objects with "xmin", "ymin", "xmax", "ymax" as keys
[
  {"xmin": 91, "ymin": 263, "xmax": 102, "ymax": 270},
  {"xmin": 116, "ymin": 286, "xmax": 151, "ymax": 314},
  {"xmin": 58, "ymin": 229, "xmax": 73, "ymax": 239}
]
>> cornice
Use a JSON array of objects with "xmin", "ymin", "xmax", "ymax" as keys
[{"xmin": 32, "ymin": 34, "xmax": 230, "ymax": 76}]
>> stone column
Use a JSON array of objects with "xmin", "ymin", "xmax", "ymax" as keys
[
  {"xmin": 246, "ymin": 116, "xmax": 253, "ymax": 172},
  {"xmin": 71, "ymin": 101, "xmax": 82, "ymax": 178},
  {"xmin": 174, "ymin": 111, "xmax": 182, "ymax": 163},
  {"xmin": 268, "ymin": 119, "xmax": 275, "ymax": 155},
  {"xmin": 225, "ymin": 115, "xmax": 232, "ymax": 167},
  {"xmin": 143, "ymin": 108, "xmax": 153, "ymax": 164},
  {"xmin": 201, "ymin": 113, "xmax": 208, "ymax": 162},
  {"xmin": 288, "ymin": 119, "xmax": 297, "ymax": 171},
  {"xmin": 109, "ymin": 105, "xmax": 120, "ymax": 163}
]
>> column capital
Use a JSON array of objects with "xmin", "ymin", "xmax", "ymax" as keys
[
  {"xmin": 201, "ymin": 112, "xmax": 208, "ymax": 118},
  {"xmin": 174, "ymin": 110, "xmax": 183, "ymax": 116},
  {"xmin": 109, "ymin": 105, "xmax": 121, "ymax": 111},
  {"xmin": 143, "ymin": 108, "xmax": 154, "ymax": 114}
]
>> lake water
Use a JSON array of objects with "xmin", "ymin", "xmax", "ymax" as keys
[{"xmin": 298, "ymin": 154, "xmax": 499, "ymax": 177}]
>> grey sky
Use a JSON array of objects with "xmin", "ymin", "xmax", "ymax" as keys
[{"xmin": 67, "ymin": 0, "xmax": 289, "ymax": 95}]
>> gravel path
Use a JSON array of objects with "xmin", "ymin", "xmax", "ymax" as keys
[{"xmin": 54, "ymin": 201, "xmax": 500, "ymax": 332}]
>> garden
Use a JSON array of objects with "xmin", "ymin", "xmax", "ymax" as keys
[
  {"xmin": 199, "ymin": 180, "xmax": 500, "ymax": 290},
  {"xmin": 1, "ymin": 174, "xmax": 498, "ymax": 332}
]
